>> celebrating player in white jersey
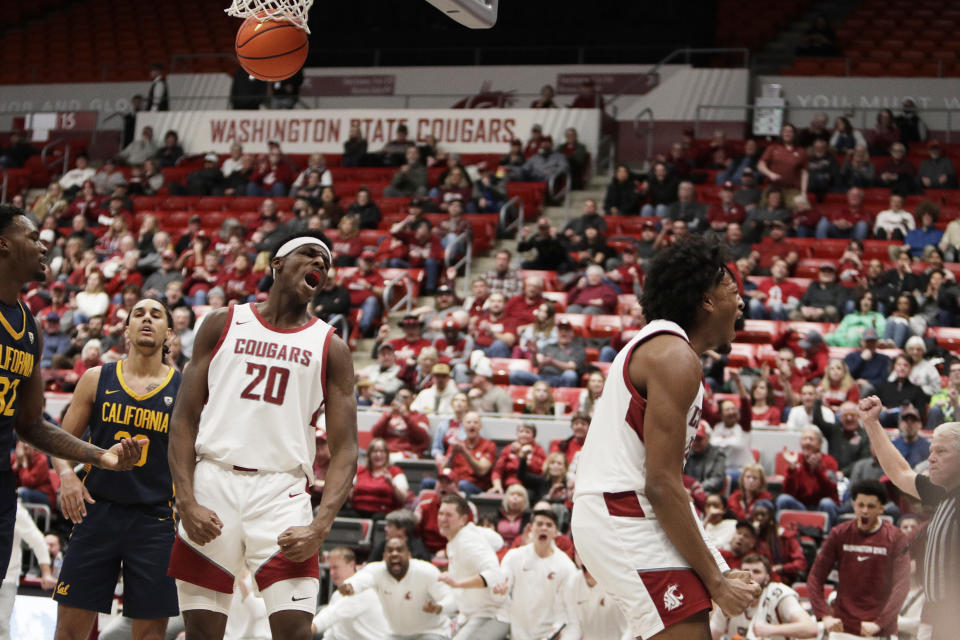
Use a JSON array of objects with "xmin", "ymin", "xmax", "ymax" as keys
[
  {"xmin": 498, "ymin": 508, "xmax": 577, "ymax": 640},
  {"xmin": 571, "ymin": 236, "xmax": 759, "ymax": 640},
  {"xmin": 340, "ymin": 537, "xmax": 456, "ymax": 639},
  {"xmin": 710, "ymin": 554, "xmax": 817, "ymax": 640},
  {"xmin": 168, "ymin": 231, "xmax": 358, "ymax": 640}
]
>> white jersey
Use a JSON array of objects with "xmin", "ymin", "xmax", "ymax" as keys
[
  {"xmin": 709, "ymin": 582, "xmax": 800, "ymax": 640},
  {"xmin": 501, "ymin": 544, "xmax": 577, "ymax": 640},
  {"xmin": 346, "ymin": 559, "xmax": 454, "ymax": 637},
  {"xmin": 560, "ymin": 571, "xmax": 632, "ymax": 640},
  {"xmin": 445, "ymin": 523, "xmax": 508, "ymax": 621},
  {"xmin": 312, "ymin": 588, "xmax": 391, "ymax": 640},
  {"xmin": 573, "ymin": 320, "xmax": 704, "ymax": 514},
  {"xmin": 195, "ymin": 303, "xmax": 334, "ymax": 477}
]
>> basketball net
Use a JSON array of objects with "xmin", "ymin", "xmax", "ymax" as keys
[{"xmin": 225, "ymin": 0, "xmax": 314, "ymax": 33}]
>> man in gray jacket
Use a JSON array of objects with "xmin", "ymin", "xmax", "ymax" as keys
[
  {"xmin": 522, "ymin": 136, "xmax": 569, "ymax": 183},
  {"xmin": 683, "ymin": 422, "xmax": 727, "ymax": 494},
  {"xmin": 385, "ymin": 147, "xmax": 428, "ymax": 197}
]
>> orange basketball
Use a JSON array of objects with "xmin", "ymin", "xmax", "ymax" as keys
[{"xmin": 235, "ymin": 14, "xmax": 308, "ymax": 81}]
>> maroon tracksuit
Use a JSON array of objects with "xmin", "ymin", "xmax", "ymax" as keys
[{"xmin": 807, "ymin": 520, "xmax": 910, "ymax": 636}]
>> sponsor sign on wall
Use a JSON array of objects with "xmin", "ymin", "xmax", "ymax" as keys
[{"xmin": 136, "ymin": 108, "xmax": 602, "ymax": 155}]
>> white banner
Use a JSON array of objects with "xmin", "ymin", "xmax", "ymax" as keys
[
  {"xmin": 135, "ymin": 108, "xmax": 603, "ymax": 156},
  {"xmin": 759, "ymin": 76, "xmax": 960, "ymax": 131}
]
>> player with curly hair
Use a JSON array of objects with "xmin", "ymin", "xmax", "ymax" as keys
[{"xmin": 571, "ymin": 236, "xmax": 759, "ymax": 640}]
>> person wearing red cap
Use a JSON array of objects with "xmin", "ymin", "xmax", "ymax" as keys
[
  {"xmin": 920, "ymin": 139, "xmax": 956, "ymax": 189},
  {"xmin": 705, "ymin": 182, "xmax": 745, "ymax": 240},
  {"xmin": 434, "ymin": 317, "xmax": 473, "ymax": 384},
  {"xmin": 415, "ymin": 468, "xmax": 475, "ymax": 555}
]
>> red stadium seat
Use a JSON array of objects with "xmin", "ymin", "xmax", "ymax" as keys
[
  {"xmin": 540, "ymin": 291, "xmax": 567, "ymax": 312},
  {"xmin": 488, "ymin": 359, "xmax": 533, "ymax": 385},
  {"xmin": 587, "ymin": 315, "xmax": 623, "ymax": 338},
  {"xmin": 517, "ymin": 270, "xmax": 560, "ymax": 291},
  {"xmin": 553, "ymin": 387, "xmax": 582, "ymax": 413},
  {"xmin": 726, "ymin": 344, "xmax": 757, "ymax": 368},
  {"xmin": 778, "ymin": 509, "xmax": 829, "ymax": 533},
  {"xmin": 617, "ymin": 294, "xmax": 638, "ymax": 314},
  {"xmin": 735, "ymin": 319, "xmax": 782, "ymax": 344}
]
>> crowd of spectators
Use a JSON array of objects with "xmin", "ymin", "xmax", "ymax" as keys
[{"xmin": 6, "ymin": 105, "xmax": 957, "ymax": 637}]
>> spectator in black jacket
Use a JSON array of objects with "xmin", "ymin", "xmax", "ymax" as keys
[
  {"xmin": 518, "ymin": 218, "xmax": 572, "ymax": 272},
  {"xmin": 312, "ymin": 270, "xmax": 351, "ymax": 329},
  {"xmin": 222, "ymin": 154, "xmax": 253, "ymax": 196},
  {"xmin": 791, "ymin": 263, "xmax": 847, "ymax": 322},
  {"xmin": 345, "ymin": 187, "xmax": 382, "ymax": 229},
  {"xmin": 155, "ymin": 130, "xmax": 183, "ymax": 168},
  {"xmin": 0, "ymin": 131, "xmax": 36, "ymax": 169},
  {"xmin": 170, "ymin": 153, "xmax": 224, "ymax": 196},
  {"xmin": 640, "ymin": 161, "xmax": 678, "ymax": 217},
  {"xmin": 875, "ymin": 354, "xmax": 929, "ymax": 427},
  {"xmin": 499, "ymin": 139, "xmax": 527, "ymax": 180},
  {"xmin": 806, "ymin": 139, "xmax": 838, "ymax": 202},
  {"xmin": 343, "ymin": 123, "xmax": 368, "ymax": 167},
  {"xmin": 603, "ymin": 164, "xmax": 640, "ymax": 215},
  {"xmin": 882, "ymin": 249, "xmax": 923, "ymax": 299}
]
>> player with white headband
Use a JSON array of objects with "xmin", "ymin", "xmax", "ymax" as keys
[{"xmin": 168, "ymin": 230, "xmax": 359, "ymax": 639}]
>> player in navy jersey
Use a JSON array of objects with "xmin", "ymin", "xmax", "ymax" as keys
[
  {"xmin": 0, "ymin": 205, "xmax": 142, "ymax": 589},
  {"xmin": 51, "ymin": 297, "xmax": 181, "ymax": 640}
]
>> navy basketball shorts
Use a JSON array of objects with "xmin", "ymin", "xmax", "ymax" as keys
[{"xmin": 54, "ymin": 500, "xmax": 178, "ymax": 619}]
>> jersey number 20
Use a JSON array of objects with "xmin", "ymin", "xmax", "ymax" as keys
[{"xmin": 240, "ymin": 363, "xmax": 290, "ymax": 405}]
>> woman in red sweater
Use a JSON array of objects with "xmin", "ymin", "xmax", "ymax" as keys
[
  {"xmin": 727, "ymin": 463, "xmax": 773, "ymax": 521},
  {"xmin": 350, "ymin": 438, "xmax": 410, "ymax": 517},
  {"xmin": 818, "ymin": 358, "xmax": 860, "ymax": 411},
  {"xmin": 490, "ymin": 423, "xmax": 546, "ymax": 493},
  {"xmin": 11, "ymin": 441, "xmax": 56, "ymax": 508}
]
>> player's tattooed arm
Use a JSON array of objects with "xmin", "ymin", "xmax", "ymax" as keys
[{"xmin": 16, "ymin": 342, "xmax": 140, "ymax": 470}]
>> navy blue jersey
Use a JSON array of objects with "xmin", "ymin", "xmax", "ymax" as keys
[
  {"xmin": 0, "ymin": 299, "xmax": 40, "ymax": 472},
  {"xmin": 84, "ymin": 360, "xmax": 181, "ymax": 509}
]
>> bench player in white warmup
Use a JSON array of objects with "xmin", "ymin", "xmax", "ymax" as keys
[
  {"xmin": 571, "ymin": 236, "xmax": 760, "ymax": 639},
  {"xmin": 167, "ymin": 231, "xmax": 358, "ymax": 640},
  {"xmin": 709, "ymin": 554, "xmax": 817, "ymax": 640}
]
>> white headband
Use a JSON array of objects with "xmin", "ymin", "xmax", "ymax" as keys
[
  {"xmin": 273, "ymin": 237, "xmax": 331, "ymax": 279},
  {"xmin": 275, "ymin": 237, "xmax": 331, "ymax": 264}
]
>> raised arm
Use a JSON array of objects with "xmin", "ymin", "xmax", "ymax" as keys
[
  {"xmin": 752, "ymin": 594, "xmax": 819, "ymax": 639},
  {"xmin": 639, "ymin": 337, "xmax": 759, "ymax": 617},
  {"xmin": 168, "ymin": 308, "xmax": 228, "ymax": 545},
  {"xmin": 16, "ymin": 334, "xmax": 140, "ymax": 470},
  {"xmin": 859, "ymin": 396, "xmax": 919, "ymax": 499},
  {"xmin": 280, "ymin": 335, "xmax": 358, "ymax": 563},
  {"xmin": 51, "ymin": 367, "xmax": 102, "ymax": 523}
]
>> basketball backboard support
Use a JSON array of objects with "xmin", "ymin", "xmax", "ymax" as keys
[{"xmin": 424, "ymin": 0, "xmax": 498, "ymax": 28}]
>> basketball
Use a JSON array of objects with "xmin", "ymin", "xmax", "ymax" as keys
[{"xmin": 235, "ymin": 14, "xmax": 308, "ymax": 81}]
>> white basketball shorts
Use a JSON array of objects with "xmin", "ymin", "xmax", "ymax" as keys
[
  {"xmin": 168, "ymin": 459, "xmax": 319, "ymax": 615},
  {"xmin": 571, "ymin": 492, "xmax": 714, "ymax": 639}
]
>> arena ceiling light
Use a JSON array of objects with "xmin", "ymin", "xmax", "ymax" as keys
[{"xmin": 424, "ymin": 0, "xmax": 498, "ymax": 28}]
